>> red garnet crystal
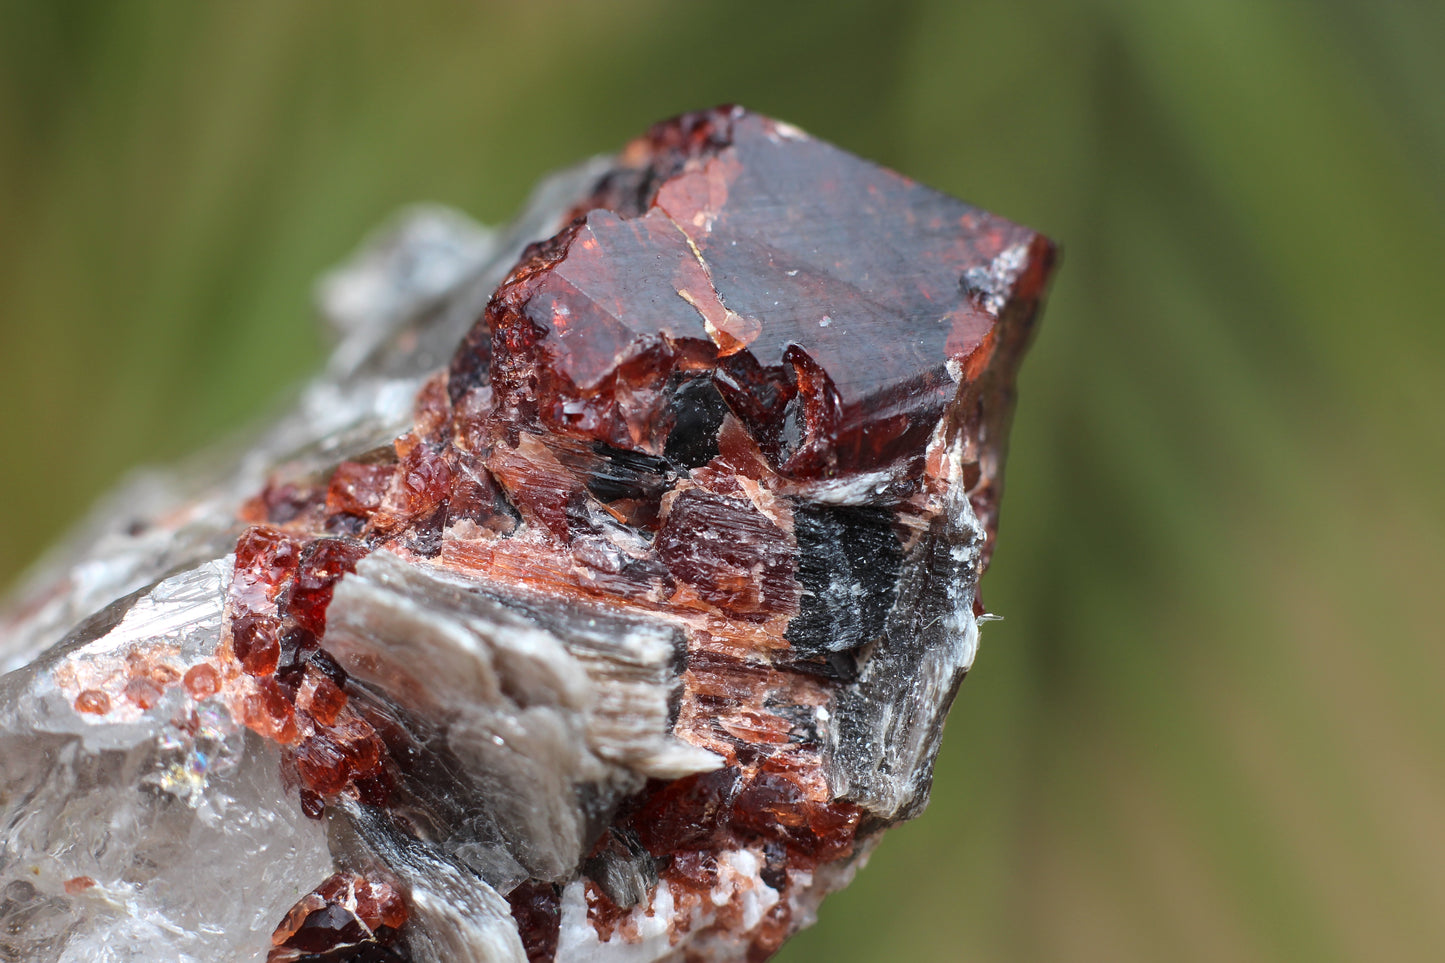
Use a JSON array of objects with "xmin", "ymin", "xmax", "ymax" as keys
[
  {"xmin": 480, "ymin": 109, "xmax": 1050, "ymax": 491},
  {"xmin": 0, "ymin": 106, "xmax": 1053, "ymax": 963}
]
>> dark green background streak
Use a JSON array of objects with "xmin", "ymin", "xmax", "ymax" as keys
[{"xmin": 2, "ymin": 2, "xmax": 1442, "ymax": 960}]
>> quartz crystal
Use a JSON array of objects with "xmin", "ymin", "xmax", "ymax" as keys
[{"xmin": 0, "ymin": 106, "xmax": 1055, "ymax": 962}]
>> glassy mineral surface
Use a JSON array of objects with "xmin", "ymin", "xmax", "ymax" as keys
[{"xmin": 0, "ymin": 106, "xmax": 1055, "ymax": 962}]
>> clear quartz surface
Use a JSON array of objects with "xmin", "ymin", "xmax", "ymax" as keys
[
  {"xmin": 0, "ymin": 198, "xmax": 552, "ymax": 961},
  {"xmin": 1, "ymin": 562, "xmax": 334, "ymax": 962}
]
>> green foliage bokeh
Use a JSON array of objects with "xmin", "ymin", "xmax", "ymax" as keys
[{"xmin": 1, "ymin": 2, "xmax": 1442, "ymax": 960}]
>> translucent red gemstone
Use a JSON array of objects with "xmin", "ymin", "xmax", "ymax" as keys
[
  {"xmin": 73, "ymin": 689, "xmax": 110, "ymax": 715},
  {"xmin": 123, "ymin": 677, "xmax": 163, "ymax": 711},
  {"xmin": 183, "ymin": 664, "xmax": 220, "ymax": 700}
]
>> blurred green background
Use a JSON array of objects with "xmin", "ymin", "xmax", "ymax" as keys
[{"xmin": 2, "ymin": 1, "xmax": 1442, "ymax": 960}]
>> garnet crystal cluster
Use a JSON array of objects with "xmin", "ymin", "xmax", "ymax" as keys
[{"xmin": 0, "ymin": 107, "xmax": 1055, "ymax": 962}]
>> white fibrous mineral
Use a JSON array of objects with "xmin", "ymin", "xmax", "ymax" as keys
[{"xmin": 0, "ymin": 107, "xmax": 1055, "ymax": 962}]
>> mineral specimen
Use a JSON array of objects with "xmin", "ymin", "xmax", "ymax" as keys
[{"xmin": 0, "ymin": 106, "xmax": 1055, "ymax": 962}]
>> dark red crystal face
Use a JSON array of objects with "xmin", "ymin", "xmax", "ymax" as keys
[
  {"xmin": 478, "ymin": 106, "xmax": 1054, "ymax": 479},
  {"xmin": 269, "ymin": 873, "xmax": 409, "ymax": 963}
]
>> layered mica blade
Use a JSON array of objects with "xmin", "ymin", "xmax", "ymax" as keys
[{"xmin": 0, "ymin": 106, "xmax": 1055, "ymax": 963}]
